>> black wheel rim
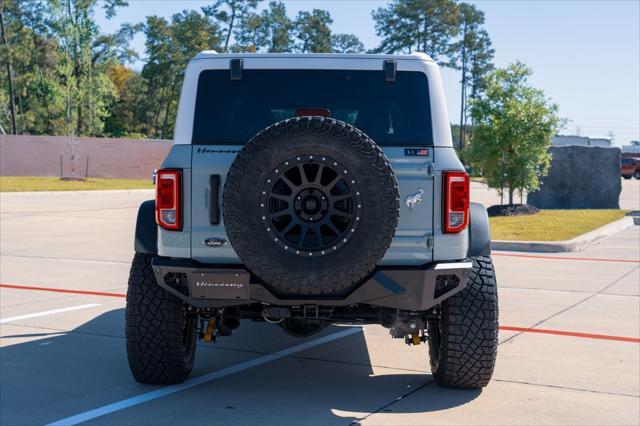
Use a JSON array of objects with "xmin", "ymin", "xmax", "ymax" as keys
[{"xmin": 260, "ymin": 155, "xmax": 362, "ymax": 256}]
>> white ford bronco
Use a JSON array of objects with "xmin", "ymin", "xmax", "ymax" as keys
[{"xmin": 127, "ymin": 52, "xmax": 498, "ymax": 389}]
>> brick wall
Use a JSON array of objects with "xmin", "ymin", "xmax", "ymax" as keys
[{"xmin": 0, "ymin": 135, "xmax": 172, "ymax": 180}]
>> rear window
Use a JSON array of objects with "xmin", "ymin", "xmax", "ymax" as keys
[
  {"xmin": 622, "ymin": 159, "xmax": 634, "ymax": 165},
  {"xmin": 192, "ymin": 69, "xmax": 432, "ymax": 146}
]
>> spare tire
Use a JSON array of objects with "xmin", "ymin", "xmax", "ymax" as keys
[{"xmin": 223, "ymin": 116, "xmax": 399, "ymax": 296}]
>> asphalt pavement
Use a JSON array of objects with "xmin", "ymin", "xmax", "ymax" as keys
[{"xmin": 1, "ymin": 187, "xmax": 639, "ymax": 425}]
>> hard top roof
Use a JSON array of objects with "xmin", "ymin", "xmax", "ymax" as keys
[{"xmin": 192, "ymin": 51, "xmax": 434, "ymax": 62}]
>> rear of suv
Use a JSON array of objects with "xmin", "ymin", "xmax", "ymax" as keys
[
  {"xmin": 127, "ymin": 52, "xmax": 498, "ymax": 389},
  {"xmin": 621, "ymin": 157, "xmax": 640, "ymax": 179}
]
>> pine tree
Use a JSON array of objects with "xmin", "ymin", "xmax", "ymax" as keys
[
  {"xmin": 234, "ymin": 2, "xmax": 294, "ymax": 53},
  {"xmin": 371, "ymin": 0, "xmax": 459, "ymax": 65},
  {"xmin": 331, "ymin": 33, "xmax": 365, "ymax": 54},
  {"xmin": 294, "ymin": 9, "xmax": 333, "ymax": 53},
  {"xmin": 449, "ymin": 2, "xmax": 494, "ymax": 149},
  {"xmin": 202, "ymin": 0, "xmax": 259, "ymax": 53},
  {"xmin": 141, "ymin": 11, "xmax": 222, "ymax": 138}
]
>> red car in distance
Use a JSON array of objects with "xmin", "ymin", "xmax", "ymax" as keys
[{"xmin": 621, "ymin": 157, "xmax": 640, "ymax": 179}]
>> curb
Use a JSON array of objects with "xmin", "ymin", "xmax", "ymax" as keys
[{"xmin": 492, "ymin": 216, "xmax": 636, "ymax": 253}]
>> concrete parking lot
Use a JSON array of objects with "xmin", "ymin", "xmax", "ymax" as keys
[{"xmin": 1, "ymin": 187, "xmax": 639, "ymax": 425}]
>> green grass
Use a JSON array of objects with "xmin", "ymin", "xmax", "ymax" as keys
[
  {"xmin": 490, "ymin": 209, "xmax": 627, "ymax": 241},
  {"xmin": 0, "ymin": 176, "xmax": 154, "ymax": 192}
]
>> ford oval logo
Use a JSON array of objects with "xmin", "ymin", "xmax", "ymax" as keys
[{"xmin": 203, "ymin": 238, "xmax": 227, "ymax": 248}]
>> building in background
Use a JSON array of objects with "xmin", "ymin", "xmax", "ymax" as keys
[
  {"xmin": 621, "ymin": 141, "xmax": 640, "ymax": 154},
  {"xmin": 551, "ymin": 135, "xmax": 612, "ymax": 147}
]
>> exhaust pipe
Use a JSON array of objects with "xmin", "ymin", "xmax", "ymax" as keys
[{"xmin": 219, "ymin": 307, "xmax": 241, "ymax": 335}]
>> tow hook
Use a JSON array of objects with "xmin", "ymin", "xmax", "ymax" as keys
[{"xmin": 405, "ymin": 331, "xmax": 427, "ymax": 346}]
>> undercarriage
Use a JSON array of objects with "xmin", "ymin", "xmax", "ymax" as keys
[{"xmin": 152, "ymin": 257, "xmax": 472, "ymax": 343}]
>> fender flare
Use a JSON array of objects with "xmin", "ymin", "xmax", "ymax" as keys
[
  {"xmin": 467, "ymin": 202, "xmax": 491, "ymax": 257},
  {"xmin": 134, "ymin": 200, "xmax": 158, "ymax": 255}
]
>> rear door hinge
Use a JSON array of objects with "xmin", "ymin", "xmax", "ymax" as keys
[
  {"xmin": 427, "ymin": 163, "xmax": 434, "ymax": 176},
  {"xmin": 426, "ymin": 236, "xmax": 433, "ymax": 249}
]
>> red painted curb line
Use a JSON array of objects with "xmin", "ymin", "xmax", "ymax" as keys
[
  {"xmin": 493, "ymin": 253, "xmax": 640, "ymax": 264},
  {"xmin": 499, "ymin": 326, "xmax": 640, "ymax": 343},
  {"xmin": 0, "ymin": 283, "xmax": 126, "ymax": 298},
  {"xmin": 2, "ymin": 283, "xmax": 639, "ymax": 343}
]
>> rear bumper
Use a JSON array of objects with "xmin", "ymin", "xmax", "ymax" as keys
[{"xmin": 151, "ymin": 258, "xmax": 472, "ymax": 311}]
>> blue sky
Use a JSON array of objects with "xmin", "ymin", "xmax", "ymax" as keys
[{"xmin": 96, "ymin": 0, "xmax": 640, "ymax": 145}]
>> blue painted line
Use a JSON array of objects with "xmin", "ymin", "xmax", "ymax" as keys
[
  {"xmin": 374, "ymin": 272, "xmax": 406, "ymax": 295},
  {"xmin": 46, "ymin": 327, "xmax": 362, "ymax": 426}
]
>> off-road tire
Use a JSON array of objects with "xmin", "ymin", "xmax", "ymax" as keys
[
  {"xmin": 427, "ymin": 256, "xmax": 499, "ymax": 389},
  {"xmin": 125, "ymin": 253, "xmax": 197, "ymax": 384},
  {"xmin": 223, "ymin": 116, "xmax": 399, "ymax": 296}
]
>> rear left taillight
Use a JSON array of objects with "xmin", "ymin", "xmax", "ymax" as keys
[
  {"xmin": 443, "ymin": 171, "xmax": 470, "ymax": 233},
  {"xmin": 156, "ymin": 169, "xmax": 182, "ymax": 230}
]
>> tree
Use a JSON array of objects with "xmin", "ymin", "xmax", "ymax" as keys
[
  {"xmin": 371, "ymin": 0, "xmax": 459, "ymax": 64},
  {"xmin": 468, "ymin": 30, "xmax": 493, "ymax": 99},
  {"xmin": 467, "ymin": 62, "xmax": 563, "ymax": 205},
  {"xmin": 141, "ymin": 10, "xmax": 222, "ymax": 138},
  {"xmin": 449, "ymin": 3, "xmax": 494, "ymax": 150},
  {"xmin": 331, "ymin": 33, "xmax": 365, "ymax": 53},
  {"xmin": 202, "ymin": 0, "xmax": 259, "ymax": 53},
  {"xmin": 46, "ymin": 0, "xmax": 132, "ymax": 137},
  {"xmin": 261, "ymin": 1, "xmax": 294, "ymax": 52},
  {"xmin": 0, "ymin": 0, "xmax": 140, "ymax": 137},
  {"xmin": 234, "ymin": 1, "xmax": 293, "ymax": 53},
  {"xmin": 93, "ymin": 22, "xmax": 143, "ymax": 65},
  {"xmin": 0, "ymin": 1, "xmax": 17, "ymax": 133},
  {"xmin": 1, "ymin": 0, "xmax": 68, "ymax": 136},
  {"xmin": 294, "ymin": 9, "xmax": 332, "ymax": 53},
  {"xmin": 104, "ymin": 64, "xmax": 146, "ymax": 137}
]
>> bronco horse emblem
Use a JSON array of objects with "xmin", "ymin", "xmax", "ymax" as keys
[{"xmin": 405, "ymin": 189, "xmax": 424, "ymax": 212}]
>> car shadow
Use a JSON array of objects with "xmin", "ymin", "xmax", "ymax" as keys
[{"xmin": 0, "ymin": 308, "xmax": 481, "ymax": 425}]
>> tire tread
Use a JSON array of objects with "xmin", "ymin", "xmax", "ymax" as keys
[
  {"xmin": 428, "ymin": 256, "xmax": 499, "ymax": 389},
  {"xmin": 125, "ymin": 253, "xmax": 195, "ymax": 384}
]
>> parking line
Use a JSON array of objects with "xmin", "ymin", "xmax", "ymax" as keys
[
  {"xmin": 46, "ymin": 327, "xmax": 362, "ymax": 426},
  {"xmin": 493, "ymin": 253, "xmax": 640, "ymax": 263},
  {"xmin": 0, "ymin": 303, "xmax": 101, "ymax": 324}
]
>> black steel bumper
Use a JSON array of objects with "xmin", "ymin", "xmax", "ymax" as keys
[{"xmin": 151, "ymin": 258, "xmax": 472, "ymax": 311}]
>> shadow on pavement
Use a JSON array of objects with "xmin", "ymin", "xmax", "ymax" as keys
[{"xmin": 0, "ymin": 309, "xmax": 481, "ymax": 425}]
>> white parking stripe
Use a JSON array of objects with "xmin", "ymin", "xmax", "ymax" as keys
[
  {"xmin": 0, "ymin": 303, "xmax": 101, "ymax": 324},
  {"xmin": 47, "ymin": 327, "xmax": 363, "ymax": 426}
]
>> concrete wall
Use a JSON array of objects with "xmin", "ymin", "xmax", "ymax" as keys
[
  {"xmin": 527, "ymin": 145, "xmax": 622, "ymax": 209},
  {"xmin": 0, "ymin": 135, "xmax": 172, "ymax": 180}
]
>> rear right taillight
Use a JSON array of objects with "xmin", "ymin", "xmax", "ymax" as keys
[
  {"xmin": 443, "ymin": 171, "xmax": 470, "ymax": 233},
  {"xmin": 156, "ymin": 169, "xmax": 182, "ymax": 230}
]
